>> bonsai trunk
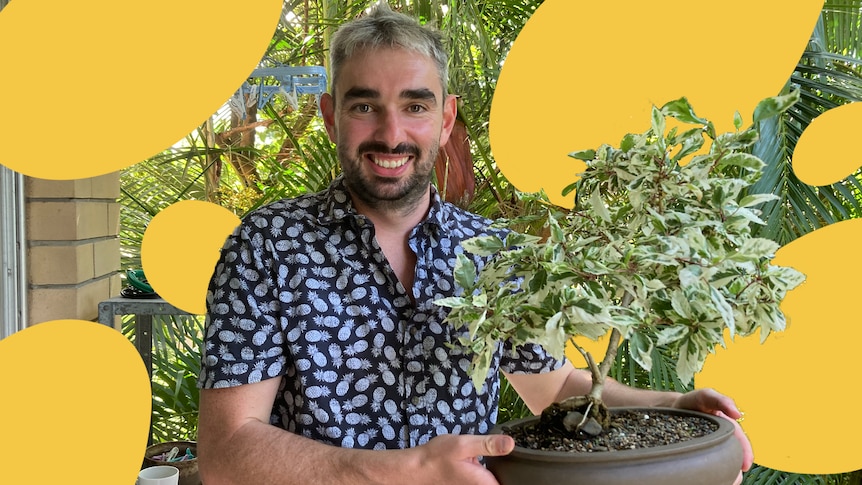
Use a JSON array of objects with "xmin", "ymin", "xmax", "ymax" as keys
[
  {"xmin": 538, "ymin": 328, "xmax": 621, "ymax": 437},
  {"xmin": 538, "ymin": 292, "xmax": 630, "ymax": 438}
]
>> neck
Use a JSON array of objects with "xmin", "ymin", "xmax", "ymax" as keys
[
  {"xmin": 349, "ymin": 186, "xmax": 432, "ymax": 233},
  {"xmin": 348, "ymin": 186, "xmax": 431, "ymax": 300}
]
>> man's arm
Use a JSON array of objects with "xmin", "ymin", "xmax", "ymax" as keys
[
  {"xmin": 197, "ymin": 378, "xmax": 515, "ymax": 485},
  {"xmin": 502, "ymin": 362, "xmax": 679, "ymax": 414}
]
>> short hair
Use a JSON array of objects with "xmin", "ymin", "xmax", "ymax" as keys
[{"xmin": 329, "ymin": 1, "xmax": 449, "ymax": 98}]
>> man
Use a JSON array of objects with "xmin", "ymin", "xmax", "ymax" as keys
[{"xmin": 197, "ymin": 3, "xmax": 754, "ymax": 484}]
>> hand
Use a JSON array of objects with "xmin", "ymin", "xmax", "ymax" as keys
[
  {"xmin": 408, "ymin": 433, "xmax": 515, "ymax": 485},
  {"xmin": 672, "ymin": 388, "xmax": 754, "ymax": 485}
]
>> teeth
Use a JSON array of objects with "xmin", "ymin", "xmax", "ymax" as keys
[{"xmin": 372, "ymin": 156, "xmax": 408, "ymax": 169}]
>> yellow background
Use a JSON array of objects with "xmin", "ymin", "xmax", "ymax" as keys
[{"xmin": 1, "ymin": 0, "xmax": 860, "ymax": 480}]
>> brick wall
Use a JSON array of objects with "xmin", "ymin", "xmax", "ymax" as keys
[{"xmin": 26, "ymin": 174, "xmax": 123, "ymax": 325}]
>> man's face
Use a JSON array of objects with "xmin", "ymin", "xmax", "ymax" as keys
[{"xmin": 321, "ymin": 47, "xmax": 456, "ymax": 213}]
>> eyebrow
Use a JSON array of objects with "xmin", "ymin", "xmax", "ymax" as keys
[
  {"xmin": 401, "ymin": 88, "xmax": 437, "ymax": 104},
  {"xmin": 342, "ymin": 87, "xmax": 438, "ymax": 105}
]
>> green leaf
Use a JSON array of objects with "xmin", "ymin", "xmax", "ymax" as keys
[
  {"xmin": 676, "ymin": 338, "xmax": 701, "ymax": 385},
  {"xmin": 434, "ymin": 296, "xmax": 465, "ymax": 309},
  {"xmin": 651, "ymin": 105, "xmax": 666, "ymax": 139},
  {"xmin": 470, "ymin": 346, "xmax": 493, "ymax": 390},
  {"xmin": 752, "ymin": 90, "xmax": 800, "ymax": 124},
  {"xmin": 452, "ymin": 254, "xmax": 478, "ymax": 291},
  {"xmin": 629, "ymin": 331, "xmax": 654, "ymax": 371},
  {"xmin": 726, "ymin": 207, "xmax": 767, "ymax": 227},
  {"xmin": 462, "ymin": 235, "xmax": 505, "ymax": 255},
  {"xmin": 738, "ymin": 238, "xmax": 780, "ymax": 259},
  {"xmin": 672, "ymin": 127, "xmax": 705, "ymax": 161},
  {"xmin": 670, "ymin": 289, "xmax": 693, "ymax": 319},
  {"xmin": 505, "ymin": 232, "xmax": 542, "ymax": 248},
  {"xmin": 590, "ymin": 187, "xmax": 611, "ymax": 223},
  {"xmin": 540, "ymin": 312, "xmax": 568, "ymax": 359},
  {"xmin": 739, "ymin": 193, "xmax": 779, "ymax": 208},
  {"xmin": 709, "ymin": 287, "xmax": 735, "ymax": 337},
  {"xmin": 704, "ymin": 121, "xmax": 716, "ymax": 140},
  {"xmin": 620, "ymin": 133, "xmax": 637, "ymax": 152},
  {"xmin": 656, "ymin": 325, "xmax": 688, "ymax": 346},
  {"xmin": 732, "ymin": 111, "xmax": 743, "ymax": 130},
  {"xmin": 527, "ymin": 267, "xmax": 548, "ymax": 293},
  {"xmin": 717, "ymin": 152, "xmax": 765, "ymax": 172},
  {"xmin": 569, "ymin": 149, "xmax": 596, "ymax": 161},
  {"xmin": 661, "ymin": 97, "xmax": 707, "ymax": 124}
]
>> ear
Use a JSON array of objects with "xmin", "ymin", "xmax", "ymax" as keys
[
  {"xmin": 320, "ymin": 92, "xmax": 337, "ymax": 142},
  {"xmin": 438, "ymin": 94, "xmax": 458, "ymax": 146}
]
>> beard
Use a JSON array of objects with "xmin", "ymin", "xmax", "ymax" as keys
[{"xmin": 339, "ymin": 140, "xmax": 439, "ymax": 213}]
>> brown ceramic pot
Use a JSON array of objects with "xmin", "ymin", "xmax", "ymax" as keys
[
  {"xmin": 143, "ymin": 441, "xmax": 200, "ymax": 485},
  {"xmin": 486, "ymin": 407, "xmax": 742, "ymax": 485}
]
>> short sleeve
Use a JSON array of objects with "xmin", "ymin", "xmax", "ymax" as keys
[
  {"xmin": 197, "ymin": 221, "xmax": 286, "ymax": 389},
  {"xmin": 498, "ymin": 340, "xmax": 565, "ymax": 375}
]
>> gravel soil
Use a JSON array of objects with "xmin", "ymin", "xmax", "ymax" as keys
[{"xmin": 504, "ymin": 410, "xmax": 718, "ymax": 453}]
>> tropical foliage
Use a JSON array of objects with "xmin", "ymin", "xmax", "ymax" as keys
[{"xmin": 117, "ymin": 1, "xmax": 862, "ymax": 483}]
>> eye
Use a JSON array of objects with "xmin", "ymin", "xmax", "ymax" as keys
[
  {"xmin": 407, "ymin": 104, "xmax": 427, "ymax": 113},
  {"xmin": 351, "ymin": 103, "xmax": 373, "ymax": 113}
]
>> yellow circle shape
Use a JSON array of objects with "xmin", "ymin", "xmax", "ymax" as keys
[
  {"xmin": 142, "ymin": 200, "xmax": 240, "ymax": 314},
  {"xmin": 490, "ymin": 0, "xmax": 823, "ymax": 207},
  {"xmin": 698, "ymin": 219, "xmax": 862, "ymax": 474},
  {"xmin": 566, "ymin": 332, "xmax": 613, "ymax": 367},
  {"xmin": 792, "ymin": 102, "xmax": 862, "ymax": 186},
  {"xmin": 0, "ymin": 320, "xmax": 151, "ymax": 483},
  {"xmin": 0, "ymin": 0, "xmax": 282, "ymax": 179}
]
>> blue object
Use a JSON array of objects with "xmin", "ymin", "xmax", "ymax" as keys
[{"xmin": 236, "ymin": 65, "xmax": 328, "ymax": 113}]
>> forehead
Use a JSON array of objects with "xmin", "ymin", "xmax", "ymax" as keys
[{"xmin": 335, "ymin": 47, "xmax": 443, "ymax": 98}]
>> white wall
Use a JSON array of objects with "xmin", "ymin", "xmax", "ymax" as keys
[{"xmin": 0, "ymin": 166, "xmax": 26, "ymax": 338}]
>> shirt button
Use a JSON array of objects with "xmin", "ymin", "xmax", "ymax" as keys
[
  {"xmin": 412, "ymin": 396, "xmax": 422, "ymax": 406},
  {"xmin": 409, "ymin": 327, "xmax": 419, "ymax": 336}
]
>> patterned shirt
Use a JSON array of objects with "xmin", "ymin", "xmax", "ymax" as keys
[{"xmin": 198, "ymin": 176, "xmax": 562, "ymax": 450}]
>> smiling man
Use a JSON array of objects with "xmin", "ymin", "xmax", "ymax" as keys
[{"xmin": 196, "ymin": 3, "xmax": 753, "ymax": 484}]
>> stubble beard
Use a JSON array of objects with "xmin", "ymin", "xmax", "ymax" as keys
[{"xmin": 339, "ymin": 140, "xmax": 439, "ymax": 214}]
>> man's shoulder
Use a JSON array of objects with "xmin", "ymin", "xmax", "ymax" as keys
[
  {"xmin": 242, "ymin": 189, "xmax": 328, "ymax": 226},
  {"xmin": 439, "ymin": 201, "xmax": 509, "ymax": 238}
]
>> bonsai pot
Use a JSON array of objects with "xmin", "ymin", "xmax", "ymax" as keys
[
  {"xmin": 143, "ymin": 440, "xmax": 200, "ymax": 485},
  {"xmin": 486, "ymin": 407, "xmax": 742, "ymax": 485}
]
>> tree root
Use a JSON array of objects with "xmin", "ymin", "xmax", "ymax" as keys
[{"xmin": 539, "ymin": 394, "xmax": 610, "ymax": 438}]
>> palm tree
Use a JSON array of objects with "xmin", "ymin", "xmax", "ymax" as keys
[
  {"xmin": 740, "ymin": 1, "xmax": 862, "ymax": 483},
  {"xmin": 751, "ymin": 0, "xmax": 862, "ymax": 246}
]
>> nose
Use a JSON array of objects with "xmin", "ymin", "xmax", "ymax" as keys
[{"xmin": 375, "ymin": 108, "xmax": 405, "ymax": 148}]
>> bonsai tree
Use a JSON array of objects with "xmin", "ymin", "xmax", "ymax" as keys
[{"xmin": 437, "ymin": 93, "xmax": 806, "ymax": 437}]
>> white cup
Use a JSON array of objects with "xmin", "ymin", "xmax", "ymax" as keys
[{"xmin": 137, "ymin": 465, "xmax": 179, "ymax": 485}]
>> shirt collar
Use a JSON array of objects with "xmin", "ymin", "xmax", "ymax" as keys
[{"xmin": 317, "ymin": 175, "xmax": 452, "ymax": 235}]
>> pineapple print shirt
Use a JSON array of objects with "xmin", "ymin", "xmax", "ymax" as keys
[{"xmin": 197, "ymin": 175, "xmax": 563, "ymax": 450}]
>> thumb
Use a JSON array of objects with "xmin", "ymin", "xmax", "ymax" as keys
[{"xmin": 482, "ymin": 435, "xmax": 515, "ymax": 456}]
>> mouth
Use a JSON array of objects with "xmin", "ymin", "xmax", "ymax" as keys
[{"xmin": 369, "ymin": 155, "xmax": 410, "ymax": 169}]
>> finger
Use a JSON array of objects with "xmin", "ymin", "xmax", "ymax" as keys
[
  {"xmin": 481, "ymin": 435, "xmax": 515, "ymax": 457},
  {"xmin": 690, "ymin": 388, "xmax": 742, "ymax": 420},
  {"xmin": 437, "ymin": 434, "xmax": 515, "ymax": 461},
  {"xmin": 732, "ymin": 420, "xmax": 754, "ymax": 471},
  {"xmin": 716, "ymin": 410, "xmax": 754, "ymax": 472},
  {"xmin": 713, "ymin": 393, "xmax": 742, "ymax": 421}
]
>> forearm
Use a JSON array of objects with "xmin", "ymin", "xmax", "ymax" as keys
[
  {"xmin": 596, "ymin": 375, "xmax": 682, "ymax": 408},
  {"xmin": 199, "ymin": 419, "xmax": 415, "ymax": 485},
  {"xmin": 553, "ymin": 367, "xmax": 682, "ymax": 408}
]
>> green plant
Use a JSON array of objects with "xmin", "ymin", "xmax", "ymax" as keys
[
  {"xmin": 122, "ymin": 314, "xmax": 204, "ymax": 442},
  {"xmin": 437, "ymin": 93, "xmax": 806, "ymax": 434}
]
